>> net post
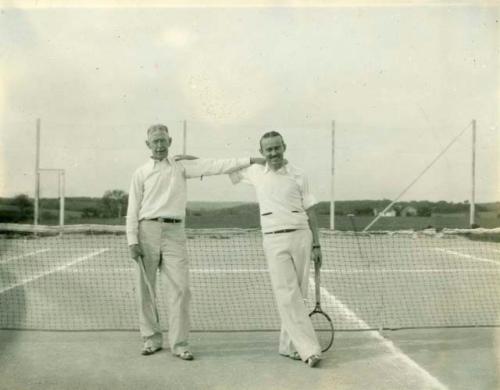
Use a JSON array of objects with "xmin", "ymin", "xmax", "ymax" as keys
[
  {"xmin": 59, "ymin": 170, "xmax": 65, "ymax": 231},
  {"xmin": 183, "ymin": 120, "xmax": 187, "ymax": 154},
  {"xmin": 470, "ymin": 119, "xmax": 476, "ymax": 227},
  {"xmin": 34, "ymin": 118, "xmax": 40, "ymax": 228},
  {"xmin": 330, "ymin": 120, "xmax": 335, "ymax": 230}
]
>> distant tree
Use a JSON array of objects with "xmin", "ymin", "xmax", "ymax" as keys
[
  {"xmin": 101, "ymin": 190, "xmax": 128, "ymax": 218},
  {"xmin": 82, "ymin": 207, "xmax": 100, "ymax": 218},
  {"xmin": 316, "ymin": 202, "xmax": 330, "ymax": 215},
  {"xmin": 475, "ymin": 204, "xmax": 487, "ymax": 212},
  {"xmin": 433, "ymin": 201, "xmax": 469, "ymax": 214},
  {"xmin": 417, "ymin": 206, "xmax": 432, "ymax": 217},
  {"xmin": 354, "ymin": 207, "xmax": 374, "ymax": 216},
  {"xmin": 11, "ymin": 194, "xmax": 33, "ymax": 220},
  {"xmin": 41, "ymin": 210, "xmax": 57, "ymax": 221}
]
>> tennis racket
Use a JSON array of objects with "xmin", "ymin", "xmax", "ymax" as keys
[
  {"xmin": 138, "ymin": 256, "xmax": 159, "ymax": 323},
  {"xmin": 309, "ymin": 260, "xmax": 334, "ymax": 352}
]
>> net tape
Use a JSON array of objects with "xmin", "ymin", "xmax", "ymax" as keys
[{"xmin": 1, "ymin": 223, "xmax": 499, "ymax": 331}]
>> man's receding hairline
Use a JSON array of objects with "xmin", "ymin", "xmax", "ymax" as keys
[
  {"xmin": 259, "ymin": 131, "xmax": 285, "ymax": 148},
  {"xmin": 147, "ymin": 124, "xmax": 169, "ymax": 139}
]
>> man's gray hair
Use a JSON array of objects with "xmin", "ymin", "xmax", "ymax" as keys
[{"xmin": 147, "ymin": 124, "xmax": 169, "ymax": 138}]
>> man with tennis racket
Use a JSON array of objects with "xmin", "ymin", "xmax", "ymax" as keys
[
  {"xmin": 229, "ymin": 131, "xmax": 323, "ymax": 367},
  {"xmin": 127, "ymin": 124, "xmax": 264, "ymax": 360}
]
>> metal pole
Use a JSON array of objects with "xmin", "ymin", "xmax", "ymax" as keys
[
  {"xmin": 330, "ymin": 121, "xmax": 335, "ymax": 230},
  {"xmin": 34, "ymin": 118, "xmax": 40, "ymax": 226},
  {"xmin": 183, "ymin": 120, "xmax": 187, "ymax": 154},
  {"xmin": 470, "ymin": 119, "xmax": 476, "ymax": 227},
  {"xmin": 59, "ymin": 170, "xmax": 65, "ymax": 228}
]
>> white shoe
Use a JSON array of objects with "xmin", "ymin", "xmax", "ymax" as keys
[
  {"xmin": 175, "ymin": 350, "xmax": 194, "ymax": 361},
  {"xmin": 306, "ymin": 354, "xmax": 321, "ymax": 367}
]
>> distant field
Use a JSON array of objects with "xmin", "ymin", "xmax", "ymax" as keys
[
  {"xmin": 6, "ymin": 200, "xmax": 499, "ymax": 230},
  {"xmin": 185, "ymin": 213, "xmax": 500, "ymax": 230},
  {"xmin": 320, "ymin": 214, "xmax": 500, "ymax": 231},
  {"xmin": 187, "ymin": 201, "xmax": 249, "ymax": 210},
  {"xmin": 71, "ymin": 213, "xmax": 500, "ymax": 230}
]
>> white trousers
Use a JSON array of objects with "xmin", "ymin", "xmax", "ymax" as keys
[
  {"xmin": 136, "ymin": 220, "xmax": 190, "ymax": 354},
  {"xmin": 262, "ymin": 229, "xmax": 321, "ymax": 361}
]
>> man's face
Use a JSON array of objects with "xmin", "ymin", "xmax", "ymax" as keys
[
  {"xmin": 260, "ymin": 135, "xmax": 286, "ymax": 170},
  {"xmin": 146, "ymin": 129, "xmax": 171, "ymax": 160}
]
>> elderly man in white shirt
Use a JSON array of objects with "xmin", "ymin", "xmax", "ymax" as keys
[
  {"xmin": 229, "ymin": 131, "xmax": 322, "ymax": 368},
  {"xmin": 127, "ymin": 124, "xmax": 262, "ymax": 360}
]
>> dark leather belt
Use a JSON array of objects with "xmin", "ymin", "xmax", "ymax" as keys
[
  {"xmin": 146, "ymin": 217, "xmax": 182, "ymax": 223},
  {"xmin": 264, "ymin": 229, "xmax": 297, "ymax": 235}
]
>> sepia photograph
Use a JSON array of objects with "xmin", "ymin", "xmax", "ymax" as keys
[{"xmin": 0, "ymin": 1, "xmax": 499, "ymax": 389}]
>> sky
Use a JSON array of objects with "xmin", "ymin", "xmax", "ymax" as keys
[{"xmin": 0, "ymin": 1, "xmax": 498, "ymax": 203}]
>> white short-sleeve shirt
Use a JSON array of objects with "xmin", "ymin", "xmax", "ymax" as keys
[{"xmin": 229, "ymin": 163, "xmax": 318, "ymax": 233}]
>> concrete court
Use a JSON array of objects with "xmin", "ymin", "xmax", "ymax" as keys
[{"xmin": 0, "ymin": 328, "xmax": 498, "ymax": 390}]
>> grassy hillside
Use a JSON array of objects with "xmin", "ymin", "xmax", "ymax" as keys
[{"xmin": 2, "ymin": 196, "xmax": 499, "ymax": 229}]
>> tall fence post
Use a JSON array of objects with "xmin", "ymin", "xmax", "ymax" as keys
[
  {"xmin": 470, "ymin": 119, "xmax": 476, "ymax": 227},
  {"xmin": 330, "ymin": 120, "xmax": 335, "ymax": 230}
]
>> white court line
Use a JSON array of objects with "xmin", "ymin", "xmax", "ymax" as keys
[
  {"xmin": 191, "ymin": 268, "xmax": 268, "ymax": 273},
  {"xmin": 310, "ymin": 277, "xmax": 448, "ymax": 390},
  {"xmin": 0, "ymin": 248, "xmax": 51, "ymax": 264},
  {"xmin": 54, "ymin": 268, "xmax": 269, "ymax": 274},
  {"xmin": 65, "ymin": 268, "xmax": 270, "ymax": 274},
  {"xmin": 0, "ymin": 248, "xmax": 109, "ymax": 294},
  {"xmin": 432, "ymin": 248, "xmax": 500, "ymax": 266},
  {"xmin": 321, "ymin": 268, "xmax": 500, "ymax": 274}
]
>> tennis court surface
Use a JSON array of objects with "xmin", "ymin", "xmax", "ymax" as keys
[{"xmin": 1, "ymin": 224, "xmax": 499, "ymax": 389}]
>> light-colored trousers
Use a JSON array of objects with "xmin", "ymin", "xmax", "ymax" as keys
[
  {"xmin": 136, "ymin": 220, "xmax": 190, "ymax": 354},
  {"xmin": 262, "ymin": 229, "xmax": 321, "ymax": 361}
]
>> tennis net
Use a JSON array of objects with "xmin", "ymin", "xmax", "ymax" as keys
[{"xmin": 1, "ymin": 223, "xmax": 499, "ymax": 331}]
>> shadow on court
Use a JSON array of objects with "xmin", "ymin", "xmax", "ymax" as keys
[{"xmin": 0, "ymin": 328, "xmax": 498, "ymax": 390}]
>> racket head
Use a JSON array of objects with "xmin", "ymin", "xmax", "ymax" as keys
[{"xmin": 309, "ymin": 309, "xmax": 334, "ymax": 352}]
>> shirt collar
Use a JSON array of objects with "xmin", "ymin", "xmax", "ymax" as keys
[
  {"xmin": 150, "ymin": 156, "xmax": 172, "ymax": 167},
  {"xmin": 264, "ymin": 162, "xmax": 289, "ymax": 174}
]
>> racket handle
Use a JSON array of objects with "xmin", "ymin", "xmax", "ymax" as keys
[{"xmin": 314, "ymin": 260, "xmax": 321, "ymax": 306}]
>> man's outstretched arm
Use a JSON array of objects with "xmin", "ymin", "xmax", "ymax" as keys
[{"xmin": 183, "ymin": 157, "xmax": 265, "ymax": 178}]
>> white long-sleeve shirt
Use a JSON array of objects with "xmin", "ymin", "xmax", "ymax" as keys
[
  {"xmin": 229, "ymin": 163, "xmax": 318, "ymax": 233},
  {"xmin": 126, "ymin": 156, "xmax": 250, "ymax": 245}
]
